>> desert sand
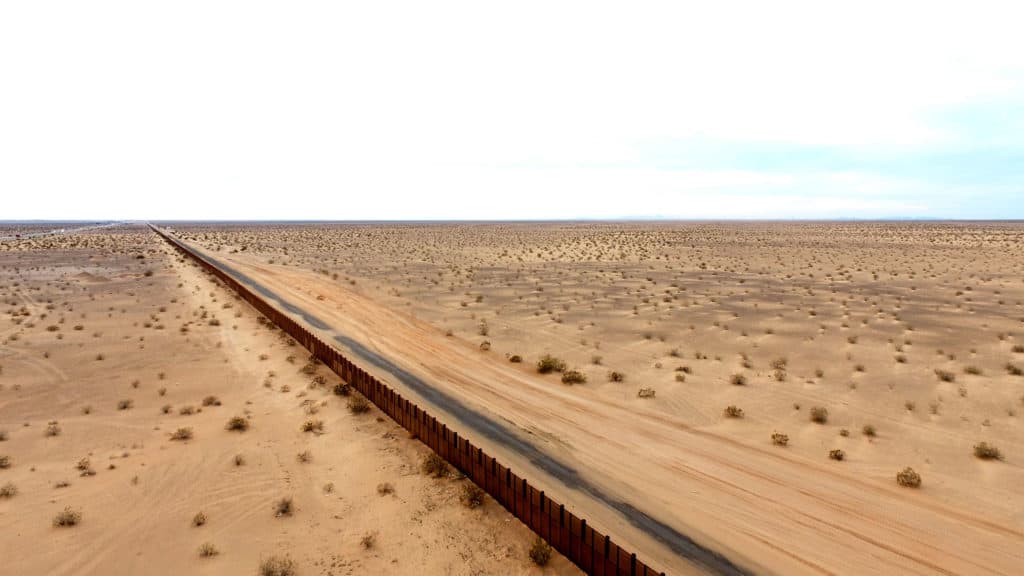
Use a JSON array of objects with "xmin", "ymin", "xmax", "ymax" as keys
[
  {"xmin": 0, "ymin": 226, "xmax": 577, "ymax": 575},
  {"xmin": 157, "ymin": 221, "xmax": 1024, "ymax": 575}
]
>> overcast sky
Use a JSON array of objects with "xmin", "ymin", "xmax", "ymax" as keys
[{"xmin": 1, "ymin": 1, "xmax": 1021, "ymax": 220}]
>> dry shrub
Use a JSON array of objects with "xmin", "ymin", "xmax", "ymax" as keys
[
  {"xmin": 170, "ymin": 427, "xmax": 193, "ymax": 441},
  {"xmin": 45, "ymin": 421, "xmax": 61, "ymax": 437},
  {"xmin": 198, "ymin": 542, "xmax": 219, "ymax": 558},
  {"xmin": 607, "ymin": 370, "xmax": 625, "ymax": 382},
  {"xmin": 0, "ymin": 482, "xmax": 16, "ymax": 498},
  {"xmin": 561, "ymin": 370, "xmax": 586, "ymax": 385},
  {"xmin": 829, "ymin": 449, "xmax": 845, "ymax": 461},
  {"xmin": 461, "ymin": 482, "xmax": 485, "ymax": 508},
  {"xmin": 117, "ymin": 399, "xmax": 134, "ymax": 410},
  {"xmin": 934, "ymin": 369, "xmax": 955, "ymax": 382},
  {"xmin": 421, "ymin": 452, "xmax": 449, "ymax": 478},
  {"xmin": 376, "ymin": 482, "xmax": 394, "ymax": 496},
  {"xmin": 360, "ymin": 532, "xmax": 376, "ymax": 549},
  {"xmin": 896, "ymin": 467, "xmax": 921, "ymax": 488},
  {"xmin": 529, "ymin": 537, "xmax": 553, "ymax": 566},
  {"xmin": 973, "ymin": 442, "xmax": 1003, "ymax": 460},
  {"xmin": 296, "ymin": 450, "xmax": 312, "ymax": 463},
  {"xmin": 771, "ymin": 432, "xmax": 789, "ymax": 446},
  {"xmin": 730, "ymin": 374, "xmax": 747, "ymax": 386},
  {"xmin": 347, "ymin": 395, "xmax": 371, "ymax": 414},
  {"xmin": 274, "ymin": 497, "xmax": 293, "ymax": 517},
  {"xmin": 637, "ymin": 387, "xmax": 656, "ymax": 398},
  {"xmin": 810, "ymin": 406, "xmax": 829, "ymax": 424},
  {"xmin": 536, "ymin": 354, "xmax": 566, "ymax": 374},
  {"xmin": 508, "ymin": 354, "xmax": 523, "ymax": 363},
  {"xmin": 192, "ymin": 511, "xmax": 207, "ymax": 527},
  {"xmin": 225, "ymin": 416, "xmax": 249, "ymax": 431},
  {"xmin": 723, "ymin": 405, "xmax": 744, "ymax": 418},
  {"xmin": 300, "ymin": 419, "xmax": 324, "ymax": 433},
  {"xmin": 202, "ymin": 395, "xmax": 221, "ymax": 407},
  {"xmin": 259, "ymin": 555, "xmax": 295, "ymax": 576},
  {"xmin": 862, "ymin": 424, "xmax": 876, "ymax": 437},
  {"xmin": 179, "ymin": 405, "xmax": 195, "ymax": 415},
  {"xmin": 332, "ymin": 383, "xmax": 351, "ymax": 396},
  {"xmin": 53, "ymin": 506, "xmax": 82, "ymax": 527}
]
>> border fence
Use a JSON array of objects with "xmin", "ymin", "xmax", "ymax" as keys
[{"xmin": 151, "ymin": 225, "xmax": 666, "ymax": 576}]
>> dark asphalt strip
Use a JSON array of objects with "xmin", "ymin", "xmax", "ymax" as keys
[{"xmin": 166, "ymin": 231, "xmax": 750, "ymax": 576}]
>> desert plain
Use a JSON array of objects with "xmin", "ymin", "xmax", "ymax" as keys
[{"xmin": 2, "ymin": 221, "xmax": 1023, "ymax": 575}]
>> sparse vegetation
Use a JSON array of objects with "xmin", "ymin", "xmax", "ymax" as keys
[
  {"xmin": 723, "ymin": 405, "xmax": 744, "ymax": 418},
  {"xmin": 421, "ymin": 452, "xmax": 449, "ymax": 478},
  {"xmin": 198, "ymin": 542, "xmax": 219, "ymax": 558},
  {"xmin": 897, "ymin": 467, "xmax": 922, "ymax": 488},
  {"xmin": 0, "ymin": 482, "xmax": 16, "ymax": 498},
  {"xmin": 973, "ymin": 442, "xmax": 1003, "ymax": 460},
  {"xmin": 536, "ymin": 354, "xmax": 566, "ymax": 374},
  {"xmin": 274, "ymin": 497, "xmax": 293, "ymax": 517},
  {"xmin": 529, "ymin": 537, "xmax": 553, "ymax": 566},
  {"xmin": 561, "ymin": 369, "xmax": 586, "ymax": 384},
  {"xmin": 730, "ymin": 373, "xmax": 747, "ymax": 386},
  {"xmin": 170, "ymin": 427, "xmax": 194, "ymax": 441},
  {"xmin": 347, "ymin": 395, "xmax": 371, "ymax": 414},
  {"xmin": 53, "ymin": 506, "xmax": 82, "ymax": 527},
  {"xmin": 810, "ymin": 406, "xmax": 829, "ymax": 424},
  {"xmin": 461, "ymin": 482, "xmax": 485, "ymax": 508},
  {"xmin": 829, "ymin": 449, "xmax": 845, "ymax": 461},
  {"xmin": 771, "ymin": 432, "xmax": 789, "ymax": 446},
  {"xmin": 225, "ymin": 415, "xmax": 249, "ymax": 431},
  {"xmin": 259, "ymin": 555, "xmax": 296, "ymax": 576}
]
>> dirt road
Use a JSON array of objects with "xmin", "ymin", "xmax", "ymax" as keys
[{"xmin": 173, "ymin": 234, "xmax": 1024, "ymax": 576}]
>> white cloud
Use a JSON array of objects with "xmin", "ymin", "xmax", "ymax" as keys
[{"xmin": 1, "ymin": 1, "xmax": 1021, "ymax": 219}]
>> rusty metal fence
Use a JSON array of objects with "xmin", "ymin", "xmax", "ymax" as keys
[{"xmin": 152, "ymin": 225, "xmax": 665, "ymax": 576}]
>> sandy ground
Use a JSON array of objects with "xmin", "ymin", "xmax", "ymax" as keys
[
  {"xmin": 169, "ymin": 221, "xmax": 1024, "ymax": 575},
  {"xmin": 0, "ymin": 227, "xmax": 578, "ymax": 576}
]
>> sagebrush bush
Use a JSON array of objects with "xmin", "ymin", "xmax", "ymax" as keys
[
  {"xmin": 771, "ymin": 432, "xmax": 788, "ymax": 446},
  {"xmin": 202, "ymin": 395, "xmax": 221, "ymax": 407},
  {"xmin": 53, "ymin": 506, "xmax": 82, "ymax": 527},
  {"xmin": 934, "ymin": 369, "xmax": 955, "ymax": 382},
  {"xmin": 117, "ymin": 399, "xmax": 134, "ymax": 410},
  {"xmin": 421, "ymin": 453, "xmax": 448, "ymax": 478},
  {"xmin": 829, "ymin": 449, "xmax": 845, "ymax": 461},
  {"xmin": 897, "ymin": 467, "xmax": 921, "ymax": 488},
  {"xmin": 723, "ymin": 405, "xmax": 744, "ymax": 418},
  {"xmin": 810, "ymin": 406, "xmax": 828, "ymax": 424},
  {"xmin": 300, "ymin": 419, "xmax": 324, "ymax": 433},
  {"xmin": 561, "ymin": 370, "xmax": 586, "ymax": 384},
  {"xmin": 274, "ymin": 497, "xmax": 293, "ymax": 517},
  {"xmin": 862, "ymin": 424, "xmax": 876, "ymax": 437},
  {"xmin": 529, "ymin": 537, "xmax": 553, "ymax": 566},
  {"xmin": 637, "ymin": 387, "xmax": 656, "ymax": 398},
  {"xmin": 170, "ymin": 427, "xmax": 193, "ymax": 441},
  {"xmin": 332, "ymin": 383, "xmax": 351, "ymax": 396},
  {"xmin": 730, "ymin": 374, "xmax": 747, "ymax": 386},
  {"xmin": 607, "ymin": 371, "xmax": 624, "ymax": 382},
  {"xmin": 198, "ymin": 542, "xmax": 219, "ymax": 557},
  {"xmin": 347, "ymin": 396, "xmax": 371, "ymax": 414},
  {"xmin": 259, "ymin": 555, "xmax": 296, "ymax": 576},
  {"xmin": 0, "ymin": 482, "xmax": 16, "ymax": 498},
  {"xmin": 973, "ymin": 442, "xmax": 1003, "ymax": 460},
  {"xmin": 192, "ymin": 511, "xmax": 207, "ymax": 527},
  {"xmin": 461, "ymin": 482, "xmax": 485, "ymax": 508},
  {"xmin": 536, "ymin": 354, "xmax": 566, "ymax": 374},
  {"xmin": 225, "ymin": 416, "xmax": 249, "ymax": 431}
]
